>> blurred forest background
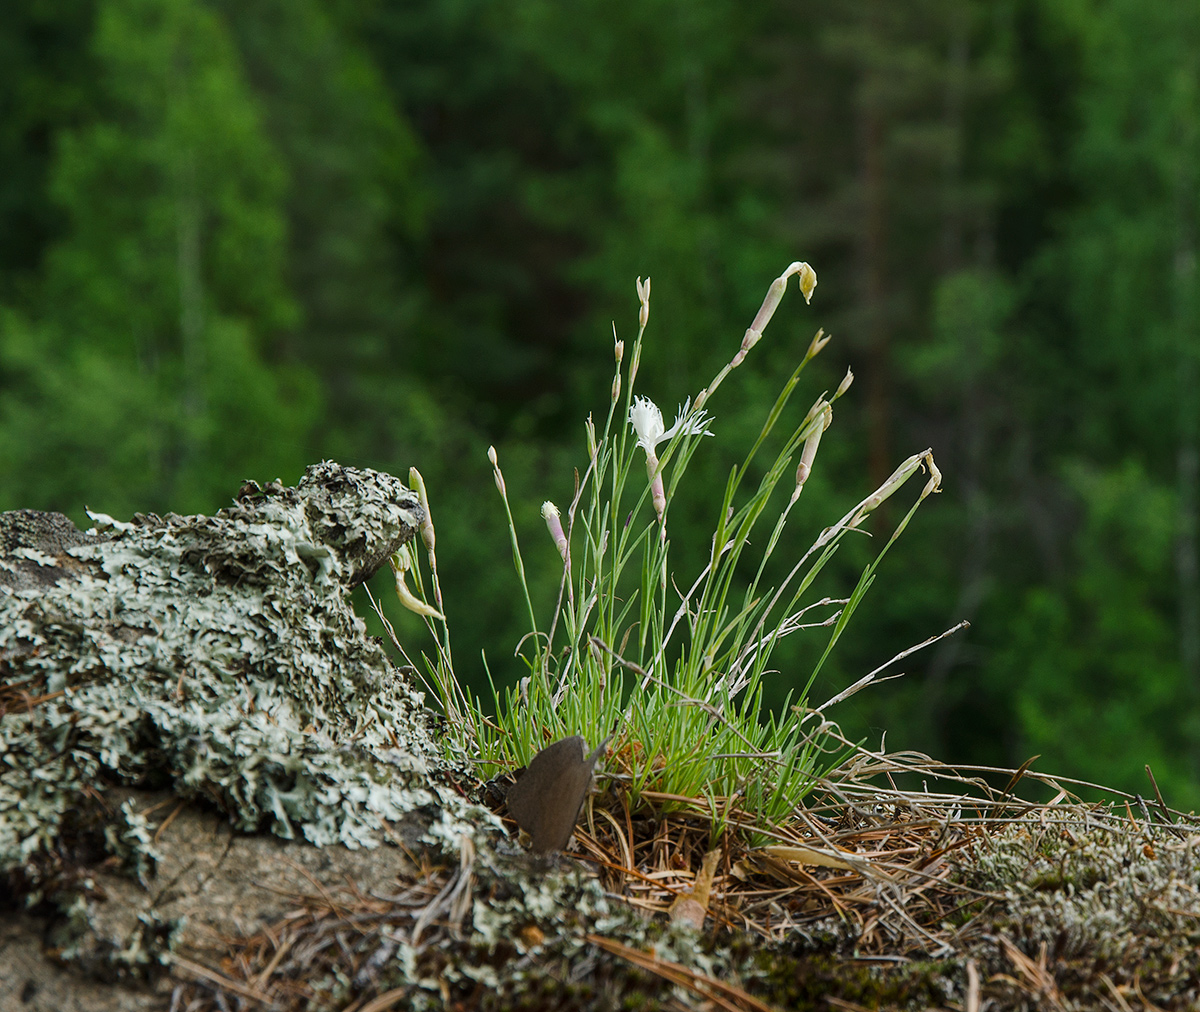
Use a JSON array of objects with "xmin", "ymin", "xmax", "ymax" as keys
[{"xmin": 3, "ymin": 0, "xmax": 1199, "ymax": 807}]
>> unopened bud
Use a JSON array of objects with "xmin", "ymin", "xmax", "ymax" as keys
[
  {"xmin": 834, "ymin": 367, "xmax": 854, "ymax": 400},
  {"xmin": 791, "ymin": 405, "xmax": 832, "ymax": 505},
  {"xmin": 408, "ymin": 466, "xmax": 435, "ymax": 554},
  {"xmin": 487, "ymin": 445, "xmax": 505, "ymax": 495},
  {"xmin": 805, "ymin": 328, "xmax": 830, "ymax": 360},
  {"xmin": 585, "ymin": 415, "xmax": 597, "ymax": 460},
  {"xmin": 542, "ymin": 501, "xmax": 569, "ymax": 563},
  {"xmin": 637, "ymin": 276, "xmax": 651, "ymax": 329}
]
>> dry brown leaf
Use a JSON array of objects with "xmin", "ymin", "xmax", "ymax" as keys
[
  {"xmin": 760, "ymin": 843, "xmax": 853, "ymax": 870},
  {"xmin": 669, "ymin": 847, "xmax": 722, "ymax": 928}
]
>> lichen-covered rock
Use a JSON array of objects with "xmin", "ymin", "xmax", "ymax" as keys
[
  {"xmin": 0, "ymin": 462, "xmax": 484, "ymax": 903},
  {"xmin": 948, "ymin": 822, "xmax": 1200, "ymax": 1008}
]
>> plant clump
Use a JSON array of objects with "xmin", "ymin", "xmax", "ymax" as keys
[{"xmin": 393, "ymin": 263, "xmax": 943, "ymax": 847}]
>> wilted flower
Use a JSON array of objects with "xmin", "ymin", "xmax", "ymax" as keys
[
  {"xmin": 390, "ymin": 548, "xmax": 444, "ymax": 620},
  {"xmin": 749, "ymin": 262, "xmax": 816, "ymax": 337}
]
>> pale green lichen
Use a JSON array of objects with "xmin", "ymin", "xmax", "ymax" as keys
[
  {"xmin": 956, "ymin": 822, "xmax": 1200, "ymax": 958},
  {"xmin": 948, "ymin": 820, "xmax": 1200, "ymax": 1007},
  {"xmin": 102, "ymin": 801, "xmax": 161, "ymax": 884},
  {"xmin": 0, "ymin": 462, "xmax": 488, "ymax": 905},
  {"xmin": 310, "ymin": 851, "xmax": 763, "ymax": 1011},
  {"xmin": 46, "ymin": 891, "xmax": 185, "ymax": 982}
]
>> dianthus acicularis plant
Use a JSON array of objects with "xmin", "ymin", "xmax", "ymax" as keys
[{"xmin": 384, "ymin": 262, "xmax": 940, "ymax": 838}]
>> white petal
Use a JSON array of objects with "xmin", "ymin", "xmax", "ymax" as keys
[
  {"xmin": 629, "ymin": 396, "xmax": 665, "ymax": 449},
  {"xmin": 661, "ymin": 397, "xmax": 714, "ymax": 443}
]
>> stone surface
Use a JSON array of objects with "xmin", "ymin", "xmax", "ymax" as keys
[
  {"xmin": 0, "ymin": 788, "xmax": 425, "ymax": 1012},
  {"xmin": 0, "ymin": 461, "xmax": 496, "ymax": 992}
]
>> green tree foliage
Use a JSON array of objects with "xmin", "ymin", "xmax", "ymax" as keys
[
  {"xmin": 211, "ymin": 0, "xmax": 428, "ymax": 458},
  {"xmin": 995, "ymin": 461, "xmax": 1187, "ymax": 795},
  {"xmin": 0, "ymin": 0, "xmax": 315, "ymax": 517},
  {"xmin": 0, "ymin": 0, "xmax": 99, "ymax": 299},
  {"xmin": 999, "ymin": 0, "xmax": 1200, "ymax": 795}
]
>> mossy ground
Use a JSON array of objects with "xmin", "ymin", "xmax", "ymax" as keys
[{"xmin": 151, "ymin": 774, "xmax": 1199, "ymax": 1012}]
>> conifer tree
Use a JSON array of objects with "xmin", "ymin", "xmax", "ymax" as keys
[{"xmin": 0, "ymin": 0, "xmax": 315, "ymax": 517}]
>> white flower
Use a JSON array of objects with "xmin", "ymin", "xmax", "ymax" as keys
[{"xmin": 629, "ymin": 395, "xmax": 713, "ymax": 452}]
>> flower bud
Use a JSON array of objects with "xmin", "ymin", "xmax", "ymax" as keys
[
  {"xmin": 637, "ymin": 276, "xmax": 651, "ymax": 330},
  {"xmin": 541, "ymin": 500, "xmax": 569, "ymax": 563},
  {"xmin": 790, "ymin": 405, "xmax": 831, "ymax": 505},
  {"xmin": 585, "ymin": 415, "xmax": 597, "ymax": 460},
  {"xmin": 805, "ymin": 328, "xmax": 830, "ymax": 360},
  {"xmin": 487, "ymin": 445, "xmax": 505, "ymax": 495},
  {"xmin": 408, "ymin": 466, "xmax": 435, "ymax": 554}
]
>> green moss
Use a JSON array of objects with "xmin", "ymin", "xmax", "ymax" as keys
[{"xmin": 747, "ymin": 949, "xmax": 956, "ymax": 1011}]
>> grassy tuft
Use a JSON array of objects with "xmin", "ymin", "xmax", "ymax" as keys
[{"xmin": 380, "ymin": 262, "xmax": 942, "ymax": 841}]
